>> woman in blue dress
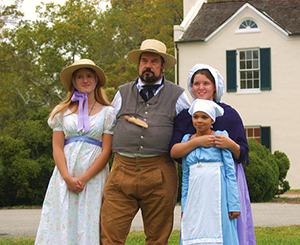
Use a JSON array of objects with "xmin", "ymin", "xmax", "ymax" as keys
[
  {"xmin": 171, "ymin": 99, "xmax": 240, "ymax": 245},
  {"xmin": 170, "ymin": 64, "xmax": 255, "ymax": 245}
]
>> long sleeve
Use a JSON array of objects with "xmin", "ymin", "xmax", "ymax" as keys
[
  {"xmin": 181, "ymin": 155, "xmax": 189, "ymax": 213},
  {"xmin": 180, "ymin": 134, "xmax": 191, "ymax": 213},
  {"xmin": 214, "ymin": 102, "xmax": 249, "ymax": 164},
  {"xmin": 220, "ymin": 131, "xmax": 241, "ymax": 212},
  {"xmin": 169, "ymin": 109, "xmax": 195, "ymax": 164}
]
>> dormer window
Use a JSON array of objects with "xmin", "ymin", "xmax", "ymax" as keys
[
  {"xmin": 239, "ymin": 20, "xmax": 258, "ymax": 29},
  {"xmin": 236, "ymin": 19, "xmax": 260, "ymax": 33}
]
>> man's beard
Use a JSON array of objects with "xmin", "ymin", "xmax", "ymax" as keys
[{"xmin": 139, "ymin": 68, "xmax": 162, "ymax": 84}]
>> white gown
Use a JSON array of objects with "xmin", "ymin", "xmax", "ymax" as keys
[{"xmin": 35, "ymin": 106, "xmax": 115, "ymax": 245}]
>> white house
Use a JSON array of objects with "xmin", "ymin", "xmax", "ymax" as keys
[{"xmin": 174, "ymin": 0, "xmax": 300, "ymax": 188}]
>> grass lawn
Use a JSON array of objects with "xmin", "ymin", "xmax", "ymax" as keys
[
  {"xmin": 285, "ymin": 189, "xmax": 300, "ymax": 193},
  {"xmin": 1, "ymin": 226, "xmax": 300, "ymax": 244}
]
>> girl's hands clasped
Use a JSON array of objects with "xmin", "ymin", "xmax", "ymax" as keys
[
  {"xmin": 65, "ymin": 176, "xmax": 85, "ymax": 193},
  {"xmin": 214, "ymin": 133, "xmax": 232, "ymax": 148},
  {"xmin": 195, "ymin": 134, "xmax": 216, "ymax": 147}
]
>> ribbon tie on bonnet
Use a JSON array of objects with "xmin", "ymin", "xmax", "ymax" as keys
[
  {"xmin": 71, "ymin": 92, "xmax": 90, "ymax": 133},
  {"xmin": 71, "ymin": 76, "xmax": 98, "ymax": 134}
]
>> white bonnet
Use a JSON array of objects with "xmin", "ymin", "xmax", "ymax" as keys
[
  {"xmin": 187, "ymin": 63, "xmax": 225, "ymax": 102},
  {"xmin": 188, "ymin": 99, "xmax": 224, "ymax": 122}
]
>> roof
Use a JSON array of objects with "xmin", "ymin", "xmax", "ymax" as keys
[{"xmin": 179, "ymin": 0, "xmax": 300, "ymax": 42}]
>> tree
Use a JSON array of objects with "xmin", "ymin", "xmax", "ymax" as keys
[
  {"xmin": 0, "ymin": 0, "xmax": 23, "ymax": 29},
  {"xmin": 97, "ymin": 0, "xmax": 183, "ymax": 88},
  {"xmin": 0, "ymin": 0, "xmax": 183, "ymax": 121},
  {"xmin": 0, "ymin": 0, "xmax": 27, "ymax": 128}
]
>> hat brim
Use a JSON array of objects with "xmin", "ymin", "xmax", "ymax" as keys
[
  {"xmin": 127, "ymin": 50, "xmax": 177, "ymax": 69},
  {"xmin": 60, "ymin": 64, "xmax": 106, "ymax": 91}
]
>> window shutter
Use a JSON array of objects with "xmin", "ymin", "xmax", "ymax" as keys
[
  {"xmin": 260, "ymin": 48, "xmax": 271, "ymax": 90},
  {"xmin": 260, "ymin": 126, "xmax": 271, "ymax": 151},
  {"xmin": 226, "ymin": 50, "xmax": 237, "ymax": 92}
]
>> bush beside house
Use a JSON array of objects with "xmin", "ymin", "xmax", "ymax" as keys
[{"xmin": 245, "ymin": 139, "xmax": 290, "ymax": 202}]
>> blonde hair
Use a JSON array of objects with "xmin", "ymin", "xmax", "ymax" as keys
[{"xmin": 50, "ymin": 70, "xmax": 111, "ymax": 120}]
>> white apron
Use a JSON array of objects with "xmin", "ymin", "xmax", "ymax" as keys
[{"xmin": 181, "ymin": 162, "xmax": 224, "ymax": 245}]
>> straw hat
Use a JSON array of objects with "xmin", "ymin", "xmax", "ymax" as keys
[
  {"xmin": 127, "ymin": 39, "xmax": 177, "ymax": 68},
  {"xmin": 60, "ymin": 59, "xmax": 106, "ymax": 91}
]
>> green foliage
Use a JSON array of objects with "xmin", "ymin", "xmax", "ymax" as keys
[
  {"xmin": 0, "ymin": 0, "xmax": 183, "ymax": 127},
  {"xmin": 244, "ymin": 139, "xmax": 290, "ymax": 202},
  {"xmin": 105, "ymin": 87, "xmax": 118, "ymax": 104},
  {"xmin": 0, "ymin": 107, "xmax": 54, "ymax": 207},
  {"xmin": 274, "ymin": 150, "xmax": 291, "ymax": 194},
  {"xmin": 0, "ymin": 0, "xmax": 183, "ymax": 206},
  {"xmin": 245, "ymin": 150, "xmax": 278, "ymax": 202},
  {"xmin": 97, "ymin": 0, "xmax": 183, "ymax": 88},
  {"xmin": 0, "ymin": 1, "xmax": 23, "ymax": 29}
]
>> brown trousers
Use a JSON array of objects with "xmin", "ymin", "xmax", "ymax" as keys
[{"xmin": 100, "ymin": 153, "xmax": 178, "ymax": 245}]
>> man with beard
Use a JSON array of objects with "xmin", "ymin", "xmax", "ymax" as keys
[{"xmin": 100, "ymin": 39, "xmax": 190, "ymax": 245}]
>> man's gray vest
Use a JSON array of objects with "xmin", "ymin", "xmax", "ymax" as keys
[{"xmin": 112, "ymin": 79, "xmax": 184, "ymax": 155}]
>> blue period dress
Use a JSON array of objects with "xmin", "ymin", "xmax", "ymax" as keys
[
  {"xmin": 35, "ymin": 106, "xmax": 115, "ymax": 245},
  {"xmin": 171, "ymin": 103, "xmax": 255, "ymax": 245},
  {"xmin": 181, "ymin": 130, "xmax": 240, "ymax": 245}
]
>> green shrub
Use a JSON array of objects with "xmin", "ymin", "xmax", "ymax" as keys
[
  {"xmin": 273, "ymin": 150, "xmax": 290, "ymax": 194},
  {"xmin": 0, "ymin": 107, "xmax": 54, "ymax": 207},
  {"xmin": 244, "ymin": 139, "xmax": 290, "ymax": 202}
]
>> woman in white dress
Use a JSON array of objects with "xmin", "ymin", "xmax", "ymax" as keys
[{"xmin": 35, "ymin": 59, "xmax": 115, "ymax": 245}]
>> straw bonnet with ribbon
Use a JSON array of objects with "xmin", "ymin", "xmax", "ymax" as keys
[
  {"xmin": 127, "ymin": 39, "xmax": 177, "ymax": 68},
  {"xmin": 188, "ymin": 99, "xmax": 224, "ymax": 123},
  {"xmin": 60, "ymin": 59, "xmax": 106, "ymax": 91},
  {"xmin": 187, "ymin": 63, "xmax": 225, "ymax": 102},
  {"xmin": 60, "ymin": 59, "xmax": 107, "ymax": 133}
]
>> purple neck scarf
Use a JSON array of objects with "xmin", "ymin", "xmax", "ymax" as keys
[
  {"xmin": 71, "ymin": 75, "xmax": 98, "ymax": 134},
  {"xmin": 71, "ymin": 92, "xmax": 90, "ymax": 133}
]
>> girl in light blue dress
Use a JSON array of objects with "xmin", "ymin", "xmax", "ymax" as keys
[{"xmin": 171, "ymin": 99, "xmax": 240, "ymax": 245}]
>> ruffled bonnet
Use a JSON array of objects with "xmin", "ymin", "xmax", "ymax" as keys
[{"xmin": 187, "ymin": 63, "xmax": 225, "ymax": 102}]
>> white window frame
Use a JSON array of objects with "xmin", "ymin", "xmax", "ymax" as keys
[
  {"xmin": 236, "ymin": 18, "xmax": 260, "ymax": 34},
  {"xmin": 237, "ymin": 48, "xmax": 261, "ymax": 94},
  {"xmin": 245, "ymin": 126, "xmax": 261, "ymax": 143}
]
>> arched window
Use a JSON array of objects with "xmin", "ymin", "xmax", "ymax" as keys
[
  {"xmin": 236, "ymin": 19, "xmax": 260, "ymax": 33},
  {"xmin": 239, "ymin": 19, "xmax": 258, "ymax": 29}
]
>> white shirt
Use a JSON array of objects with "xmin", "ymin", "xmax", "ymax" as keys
[{"xmin": 112, "ymin": 77, "xmax": 190, "ymax": 115}]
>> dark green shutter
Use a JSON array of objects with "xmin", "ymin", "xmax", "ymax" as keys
[
  {"xmin": 226, "ymin": 50, "xmax": 237, "ymax": 92},
  {"xmin": 260, "ymin": 126, "xmax": 271, "ymax": 151},
  {"xmin": 260, "ymin": 48, "xmax": 271, "ymax": 90}
]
